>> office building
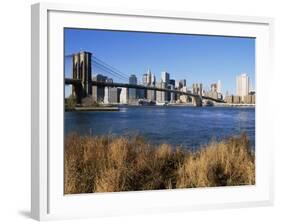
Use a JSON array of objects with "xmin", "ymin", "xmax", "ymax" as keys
[
  {"xmin": 142, "ymin": 74, "xmax": 148, "ymax": 86},
  {"xmin": 144, "ymin": 69, "xmax": 156, "ymax": 102},
  {"xmin": 233, "ymin": 95, "xmax": 241, "ymax": 104},
  {"xmin": 169, "ymin": 79, "xmax": 175, "ymax": 86},
  {"xmin": 128, "ymin": 74, "xmax": 137, "ymax": 104},
  {"xmin": 236, "ymin": 73, "xmax": 249, "ymax": 102},
  {"xmin": 169, "ymin": 85, "xmax": 175, "ymax": 103},
  {"xmin": 211, "ymin": 83, "xmax": 217, "ymax": 92},
  {"xmin": 244, "ymin": 93, "xmax": 255, "ymax": 104},
  {"xmin": 217, "ymin": 80, "xmax": 222, "ymax": 93},
  {"xmin": 106, "ymin": 78, "xmax": 113, "ymax": 83},
  {"xmin": 104, "ymin": 87, "xmax": 118, "ymax": 104},
  {"xmin": 117, "ymin": 88, "xmax": 121, "ymax": 103},
  {"xmin": 120, "ymin": 88, "xmax": 128, "ymax": 104},
  {"xmin": 92, "ymin": 74, "xmax": 107, "ymax": 102},
  {"xmin": 151, "ymin": 75, "xmax": 156, "ymax": 86},
  {"xmin": 161, "ymin": 71, "xmax": 170, "ymax": 83},
  {"xmin": 180, "ymin": 79, "xmax": 186, "ymax": 87},
  {"xmin": 129, "ymin": 74, "xmax": 137, "ymax": 85},
  {"xmin": 225, "ymin": 95, "xmax": 234, "ymax": 104},
  {"xmin": 156, "ymin": 81, "xmax": 166, "ymax": 103},
  {"xmin": 147, "ymin": 89, "xmax": 156, "ymax": 101},
  {"xmin": 175, "ymin": 79, "xmax": 186, "ymax": 89}
]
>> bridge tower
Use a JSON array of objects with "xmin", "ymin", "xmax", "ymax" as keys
[
  {"xmin": 192, "ymin": 83, "xmax": 203, "ymax": 107},
  {"xmin": 72, "ymin": 51, "xmax": 92, "ymax": 103},
  {"xmin": 192, "ymin": 96, "xmax": 203, "ymax": 107}
]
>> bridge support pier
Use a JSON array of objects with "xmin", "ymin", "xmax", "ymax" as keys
[
  {"xmin": 192, "ymin": 96, "xmax": 202, "ymax": 107},
  {"xmin": 73, "ymin": 84, "xmax": 83, "ymax": 104}
]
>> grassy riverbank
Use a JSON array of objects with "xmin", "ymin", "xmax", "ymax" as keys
[{"xmin": 64, "ymin": 133, "xmax": 255, "ymax": 194}]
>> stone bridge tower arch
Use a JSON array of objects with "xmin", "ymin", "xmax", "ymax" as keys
[{"xmin": 72, "ymin": 51, "xmax": 92, "ymax": 103}]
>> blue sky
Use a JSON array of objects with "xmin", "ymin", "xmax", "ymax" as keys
[{"xmin": 64, "ymin": 28, "xmax": 255, "ymax": 95}]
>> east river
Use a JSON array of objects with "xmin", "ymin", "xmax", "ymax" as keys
[{"xmin": 65, "ymin": 106, "xmax": 255, "ymax": 150}]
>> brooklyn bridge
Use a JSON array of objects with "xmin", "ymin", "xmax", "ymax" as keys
[{"xmin": 64, "ymin": 51, "xmax": 225, "ymax": 106}]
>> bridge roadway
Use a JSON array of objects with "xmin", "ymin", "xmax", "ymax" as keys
[{"xmin": 65, "ymin": 78, "xmax": 225, "ymax": 103}]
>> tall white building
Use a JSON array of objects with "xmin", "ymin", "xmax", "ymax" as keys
[
  {"xmin": 104, "ymin": 87, "xmax": 118, "ymax": 104},
  {"xmin": 236, "ymin": 73, "xmax": 249, "ymax": 101},
  {"xmin": 217, "ymin": 80, "xmax": 222, "ymax": 93},
  {"xmin": 120, "ymin": 88, "xmax": 128, "ymax": 104}
]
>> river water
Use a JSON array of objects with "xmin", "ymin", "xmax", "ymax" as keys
[{"xmin": 65, "ymin": 106, "xmax": 255, "ymax": 150}]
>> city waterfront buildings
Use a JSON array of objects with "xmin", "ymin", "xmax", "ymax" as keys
[
  {"xmin": 225, "ymin": 94, "xmax": 255, "ymax": 104},
  {"xmin": 89, "ymin": 70, "xmax": 252, "ymax": 106}
]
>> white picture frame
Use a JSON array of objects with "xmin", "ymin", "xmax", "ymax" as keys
[{"xmin": 31, "ymin": 2, "xmax": 274, "ymax": 221}]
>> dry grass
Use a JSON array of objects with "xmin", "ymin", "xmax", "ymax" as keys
[{"xmin": 64, "ymin": 133, "xmax": 255, "ymax": 194}]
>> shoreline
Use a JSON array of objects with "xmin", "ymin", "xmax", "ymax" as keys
[
  {"xmin": 65, "ymin": 107, "xmax": 120, "ymax": 112},
  {"xmin": 65, "ymin": 104, "xmax": 255, "ymax": 112}
]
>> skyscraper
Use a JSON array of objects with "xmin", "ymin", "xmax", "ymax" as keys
[
  {"xmin": 175, "ymin": 79, "xmax": 186, "ymax": 89},
  {"xmin": 161, "ymin": 72, "xmax": 170, "ymax": 83},
  {"xmin": 144, "ymin": 69, "xmax": 156, "ymax": 102},
  {"xmin": 120, "ymin": 88, "xmax": 128, "ymax": 104},
  {"xmin": 156, "ymin": 81, "xmax": 166, "ymax": 103},
  {"xmin": 147, "ymin": 69, "xmax": 152, "ymax": 85},
  {"xmin": 104, "ymin": 87, "xmax": 118, "ymax": 104},
  {"xmin": 211, "ymin": 83, "xmax": 217, "ymax": 92},
  {"xmin": 169, "ymin": 84, "xmax": 175, "ymax": 103},
  {"xmin": 236, "ymin": 73, "xmax": 249, "ymax": 101},
  {"xmin": 92, "ymin": 74, "xmax": 107, "ymax": 102},
  {"xmin": 217, "ymin": 80, "xmax": 222, "ymax": 93},
  {"xmin": 151, "ymin": 75, "xmax": 156, "ymax": 86},
  {"xmin": 142, "ymin": 74, "xmax": 148, "ymax": 86},
  {"xmin": 129, "ymin": 74, "xmax": 137, "ymax": 104},
  {"xmin": 129, "ymin": 74, "xmax": 137, "ymax": 85}
]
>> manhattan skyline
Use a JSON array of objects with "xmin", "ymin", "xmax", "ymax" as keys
[{"xmin": 64, "ymin": 28, "xmax": 255, "ymax": 95}]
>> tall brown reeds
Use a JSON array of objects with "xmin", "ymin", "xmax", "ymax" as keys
[{"xmin": 64, "ymin": 133, "xmax": 255, "ymax": 194}]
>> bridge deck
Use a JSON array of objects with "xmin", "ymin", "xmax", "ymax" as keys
[{"xmin": 65, "ymin": 78, "xmax": 225, "ymax": 103}]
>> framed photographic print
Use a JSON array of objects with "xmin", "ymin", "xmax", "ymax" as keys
[{"xmin": 31, "ymin": 2, "xmax": 274, "ymax": 221}]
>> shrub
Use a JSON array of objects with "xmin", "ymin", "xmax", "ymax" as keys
[{"xmin": 64, "ymin": 133, "xmax": 255, "ymax": 194}]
